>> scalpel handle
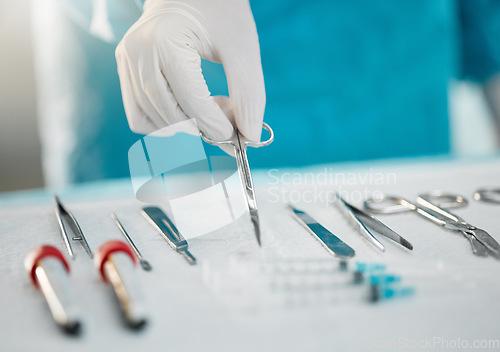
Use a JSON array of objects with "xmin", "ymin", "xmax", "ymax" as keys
[
  {"xmin": 289, "ymin": 205, "xmax": 355, "ymax": 259},
  {"xmin": 142, "ymin": 207, "xmax": 197, "ymax": 265},
  {"xmin": 142, "ymin": 207, "xmax": 186, "ymax": 247}
]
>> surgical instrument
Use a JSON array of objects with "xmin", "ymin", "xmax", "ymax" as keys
[
  {"xmin": 111, "ymin": 213, "xmax": 152, "ymax": 271},
  {"xmin": 142, "ymin": 206, "xmax": 196, "ymax": 265},
  {"xmin": 200, "ymin": 123, "xmax": 274, "ymax": 246},
  {"xmin": 54, "ymin": 195, "xmax": 93, "ymax": 259},
  {"xmin": 474, "ymin": 188, "xmax": 500, "ymax": 204},
  {"xmin": 332, "ymin": 192, "xmax": 413, "ymax": 252},
  {"xmin": 25, "ymin": 245, "xmax": 82, "ymax": 334},
  {"xmin": 364, "ymin": 191, "xmax": 500, "ymax": 259},
  {"xmin": 94, "ymin": 240, "xmax": 148, "ymax": 329},
  {"xmin": 289, "ymin": 205, "xmax": 355, "ymax": 259}
]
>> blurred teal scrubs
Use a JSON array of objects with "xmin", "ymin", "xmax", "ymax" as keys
[{"xmin": 32, "ymin": 0, "xmax": 500, "ymax": 187}]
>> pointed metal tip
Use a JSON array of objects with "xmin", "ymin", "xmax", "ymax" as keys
[
  {"xmin": 53, "ymin": 194, "xmax": 62, "ymax": 205},
  {"xmin": 180, "ymin": 250, "xmax": 197, "ymax": 265},
  {"xmin": 401, "ymin": 239, "xmax": 414, "ymax": 250},
  {"xmin": 250, "ymin": 212, "xmax": 261, "ymax": 247},
  {"xmin": 140, "ymin": 260, "xmax": 153, "ymax": 271},
  {"xmin": 287, "ymin": 204, "xmax": 301, "ymax": 215},
  {"xmin": 254, "ymin": 222, "xmax": 262, "ymax": 247}
]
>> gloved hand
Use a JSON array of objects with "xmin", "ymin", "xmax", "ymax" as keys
[{"xmin": 115, "ymin": 0, "xmax": 265, "ymax": 142}]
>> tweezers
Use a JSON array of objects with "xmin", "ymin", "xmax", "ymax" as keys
[
  {"xmin": 54, "ymin": 195, "xmax": 93, "ymax": 259},
  {"xmin": 332, "ymin": 193, "xmax": 413, "ymax": 252}
]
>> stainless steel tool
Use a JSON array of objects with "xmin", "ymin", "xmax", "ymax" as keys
[
  {"xmin": 332, "ymin": 192, "xmax": 413, "ymax": 252},
  {"xmin": 474, "ymin": 188, "xmax": 500, "ymax": 204},
  {"xmin": 142, "ymin": 206, "xmax": 196, "ymax": 264},
  {"xmin": 365, "ymin": 190, "xmax": 500, "ymax": 259},
  {"xmin": 200, "ymin": 123, "xmax": 274, "ymax": 246},
  {"xmin": 289, "ymin": 204, "xmax": 355, "ymax": 259},
  {"xmin": 53, "ymin": 195, "xmax": 92, "ymax": 259},
  {"xmin": 111, "ymin": 213, "xmax": 152, "ymax": 271}
]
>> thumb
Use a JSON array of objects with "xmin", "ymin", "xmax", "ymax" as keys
[{"xmin": 160, "ymin": 42, "xmax": 235, "ymax": 141}]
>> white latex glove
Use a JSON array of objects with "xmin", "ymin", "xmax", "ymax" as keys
[{"xmin": 115, "ymin": 0, "xmax": 265, "ymax": 142}]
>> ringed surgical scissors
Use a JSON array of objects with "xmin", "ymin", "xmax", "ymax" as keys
[
  {"xmin": 364, "ymin": 191, "xmax": 500, "ymax": 259},
  {"xmin": 474, "ymin": 188, "xmax": 500, "ymax": 204},
  {"xmin": 200, "ymin": 123, "xmax": 274, "ymax": 246}
]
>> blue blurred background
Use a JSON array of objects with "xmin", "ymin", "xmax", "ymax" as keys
[{"xmin": 0, "ymin": 0, "xmax": 499, "ymax": 192}]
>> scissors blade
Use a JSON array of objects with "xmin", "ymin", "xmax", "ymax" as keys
[
  {"xmin": 234, "ymin": 131, "xmax": 261, "ymax": 246},
  {"xmin": 443, "ymin": 222, "xmax": 498, "ymax": 257},
  {"xmin": 467, "ymin": 228, "xmax": 500, "ymax": 258},
  {"xmin": 249, "ymin": 209, "xmax": 261, "ymax": 246},
  {"xmin": 462, "ymin": 232, "xmax": 490, "ymax": 256},
  {"xmin": 289, "ymin": 205, "xmax": 355, "ymax": 258}
]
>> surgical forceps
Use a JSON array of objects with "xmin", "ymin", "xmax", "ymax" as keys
[
  {"xmin": 54, "ymin": 195, "xmax": 93, "ymax": 259},
  {"xmin": 200, "ymin": 123, "xmax": 274, "ymax": 246},
  {"xmin": 364, "ymin": 191, "xmax": 500, "ymax": 259},
  {"xmin": 332, "ymin": 193, "xmax": 413, "ymax": 252}
]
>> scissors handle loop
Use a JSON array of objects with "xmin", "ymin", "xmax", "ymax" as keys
[
  {"xmin": 474, "ymin": 188, "xmax": 500, "ymax": 204},
  {"xmin": 199, "ymin": 122, "xmax": 274, "ymax": 148},
  {"xmin": 245, "ymin": 123, "xmax": 274, "ymax": 147},
  {"xmin": 199, "ymin": 132, "xmax": 234, "ymax": 146},
  {"xmin": 363, "ymin": 195, "xmax": 416, "ymax": 214},
  {"xmin": 364, "ymin": 191, "xmax": 468, "ymax": 215},
  {"xmin": 417, "ymin": 191, "xmax": 468, "ymax": 209}
]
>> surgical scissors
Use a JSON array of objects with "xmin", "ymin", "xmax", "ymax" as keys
[
  {"xmin": 364, "ymin": 191, "xmax": 500, "ymax": 259},
  {"xmin": 474, "ymin": 188, "xmax": 500, "ymax": 204},
  {"xmin": 200, "ymin": 123, "xmax": 274, "ymax": 246}
]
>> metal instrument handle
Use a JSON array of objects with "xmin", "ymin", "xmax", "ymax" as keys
[
  {"xmin": 417, "ymin": 191, "xmax": 468, "ymax": 209},
  {"xmin": 474, "ymin": 188, "xmax": 500, "ymax": 204},
  {"xmin": 245, "ymin": 122, "xmax": 274, "ymax": 147},
  {"xmin": 364, "ymin": 195, "xmax": 416, "ymax": 214},
  {"xmin": 364, "ymin": 195, "xmax": 449, "ymax": 227},
  {"xmin": 416, "ymin": 192, "xmax": 468, "ymax": 224},
  {"xmin": 199, "ymin": 122, "xmax": 274, "ymax": 148}
]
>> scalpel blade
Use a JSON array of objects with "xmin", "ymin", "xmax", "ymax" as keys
[{"xmin": 289, "ymin": 205, "xmax": 355, "ymax": 259}]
